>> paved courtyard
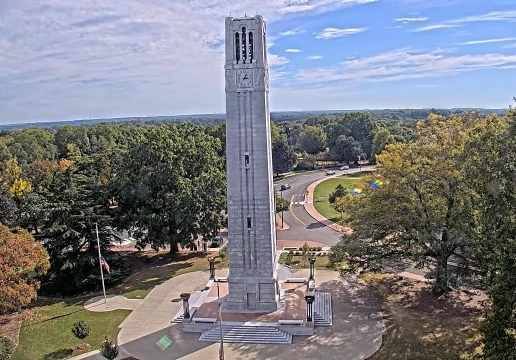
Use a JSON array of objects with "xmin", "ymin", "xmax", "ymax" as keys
[{"xmin": 74, "ymin": 268, "xmax": 384, "ymax": 360}]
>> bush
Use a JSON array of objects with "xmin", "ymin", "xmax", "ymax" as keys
[
  {"xmin": 294, "ymin": 160, "xmax": 315, "ymax": 171},
  {"xmin": 285, "ymin": 250, "xmax": 294, "ymax": 265},
  {"xmin": 100, "ymin": 336, "xmax": 119, "ymax": 360},
  {"xmin": 71, "ymin": 320, "xmax": 91, "ymax": 340},
  {"xmin": 0, "ymin": 337, "xmax": 14, "ymax": 360}
]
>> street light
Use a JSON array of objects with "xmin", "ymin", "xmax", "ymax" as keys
[{"xmin": 280, "ymin": 189, "xmax": 284, "ymax": 229}]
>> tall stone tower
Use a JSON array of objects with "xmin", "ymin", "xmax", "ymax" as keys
[{"xmin": 224, "ymin": 15, "xmax": 279, "ymax": 312}]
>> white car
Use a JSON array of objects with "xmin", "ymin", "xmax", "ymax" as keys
[
  {"xmin": 340, "ymin": 165, "xmax": 350, "ymax": 170},
  {"xmin": 326, "ymin": 170, "xmax": 335, "ymax": 175}
]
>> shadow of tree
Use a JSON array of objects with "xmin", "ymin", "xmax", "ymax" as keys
[
  {"xmin": 306, "ymin": 222, "xmax": 327, "ymax": 230},
  {"xmin": 41, "ymin": 348, "xmax": 73, "ymax": 359}
]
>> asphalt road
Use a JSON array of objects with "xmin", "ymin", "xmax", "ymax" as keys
[{"xmin": 273, "ymin": 166, "xmax": 375, "ymax": 247}]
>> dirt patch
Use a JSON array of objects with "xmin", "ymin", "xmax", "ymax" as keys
[
  {"xmin": 362, "ymin": 273, "xmax": 484, "ymax": 359},
  {"xmin": 0, "ymin": 313, "xmax": 22, "ymax": 344}
]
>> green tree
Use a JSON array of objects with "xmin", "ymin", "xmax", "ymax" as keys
[
  {"xmin": 370, "ymin": 127, "xmax": 394, "ymax": 164},
  {"xmin": 272, "ymin": 141, "xmax": 296, "ymax": 177},
  {"xmin": 328, "ymin": 184, "xmax": 346, "ymax": 204},
  {"xmin": 9, "ymin": 128, "xmax": 56, "ymax": 166},
  {"xmin": 112, "ymin": 124, "xmax": 226, "ymax": 253},
  {"xmin": 297, "ymin": 126, "xmax": 327, "ymax": 155},
  {"xmin": 275, "ymin": 192, "xmax": 290, "ymax": 213},
  {"xmin": 40, "ymin": 156, "xmax": 115, "ymax": 295},
  {"xmin": 464, "ymin": 109, "xmax": 516, "ymax": 358},
  {"xmin": 329, "ymin": 135, "xmax": 363, "ymax": 163},
  {"xmin": 331, "ymin": 115, "xmax": 477, "ymax": 295}
]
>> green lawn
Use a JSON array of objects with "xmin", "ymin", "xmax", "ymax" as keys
[
  {"xmin": 13, "ymin": 252, "xmax": 227, "ymax": 359},
  {"xmin": 313, "ymin": 174, "xmax": 366, "ymax": 222},
  {"xmin": 13, "ymin": 298, "xmax": 131, "ymax": 360},
  {"xmin": 279, "ymin": 253, "xmax": 330, "ymax": 269}
]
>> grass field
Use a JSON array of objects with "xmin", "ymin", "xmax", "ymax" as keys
[
  {"xmin": 313, "ymin": 173, "xmax": 366, "ymax": 222},
  {"xmin": 13, "ymin": 298, "xmax": 130, "ymax": 360},
  {"xmin": 278, "ymin": 253, "xmax": 330, "ymax": 269},
  {"xmin": 12, "ymin": 251, "xmax": 226, "ymax": 359}
]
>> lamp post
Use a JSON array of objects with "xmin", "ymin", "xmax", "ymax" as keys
[
  {"xmin": 217, "ymin": 283, "xmax": 225, "ymax": 360},
  {"xmin": 180, "ymin": 293, "xmax": 191, "ymax": 319},
  {"xmin": 280, "ymin": 189, "xmax": 284, "ymax": 229},
  {"xmin": 308, "ymin": 256, "xmax": 316, "ymax": 281},
  {"xmin": 305, "ymin": 294, "xmax": 315, "ymax": 323},
  {"xmin": 208, "ymin": 257, "xmax": 215, "ymax": 280}
]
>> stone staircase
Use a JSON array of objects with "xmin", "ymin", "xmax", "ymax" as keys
[
  {"xmin": 314, "ymin": 292, "xmax": 332, "ymax": 326},
  {"xmin": 277, "ymin": 263, "xmax": 292, "ymax": 281},
  {"xmin": 172, "ymin": 291, "xmax": 203, "ymax": 323},
  {"xmin": 199, "ymin": 324, "xmax": 293, "ymax": 344}
]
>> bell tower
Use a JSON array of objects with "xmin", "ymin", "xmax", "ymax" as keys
[{"xmin": 224, "ymin": 15, "xmax": 279, "ymax": 312}]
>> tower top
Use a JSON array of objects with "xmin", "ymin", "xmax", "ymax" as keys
[{"xmin": 225, "ymin": 15, "xmax": 267, "ymax": 66}]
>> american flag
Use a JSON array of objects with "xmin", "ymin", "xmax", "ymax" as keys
[{"xmin": 100, "ymin": 256, "xmax": 110, "ymax": 273}]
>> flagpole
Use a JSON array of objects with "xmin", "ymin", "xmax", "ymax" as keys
[
  {"xmin": 217, "ymin": 283, "xmax": 225, "ymax": 360},
  {"xmin": 96, "ymin": 223, "xmax": 107, "ymax": 304}
]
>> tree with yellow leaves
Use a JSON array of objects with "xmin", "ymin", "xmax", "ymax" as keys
[{"xmin": 0, "ymin": 225, "xmax": 50, "ymax": 313}]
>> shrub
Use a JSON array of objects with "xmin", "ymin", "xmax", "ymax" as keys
[
  {"xmin": 294, "ymin": 160, "xmax": 315, "ymax": 171},
  {"xmin": 71, "ymin": 320, "xmax": 91, "ymax": 340},
  {"xmin": 100, "ymin": 336, "xmax": 119, "ymax": 360},
  {"xmin": 0, "ymin": 337, "xmax": 14, "ymax": 360},
  {"xmin": 285, "ymin": 250, "xmax": 294, "ymax": 265}
]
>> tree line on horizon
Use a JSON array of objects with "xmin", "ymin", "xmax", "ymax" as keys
[{"xmin": 1, "ymin": 107, "xmax": 514, "ymax": 358}]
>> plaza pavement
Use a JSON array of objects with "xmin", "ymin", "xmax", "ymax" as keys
[{"xmin": 75, "ymin": 268, "xmax": 385, "ymax": 360}]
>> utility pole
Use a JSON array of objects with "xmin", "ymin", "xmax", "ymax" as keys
[{"xmin": 280, "ymin": 189, "xmax": 284, "ymax": 229}]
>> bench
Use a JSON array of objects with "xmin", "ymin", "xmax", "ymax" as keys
[
  {"xmin": 285, "ymin": 278, "xmax": 306, "ymax": 283},
  {"xmin": 278, "ymin": 319, "xmax": 305, "ymax": 325},
  {"xmin": 193, "ymin": 318, "xmax": 218, "ymax": 324}
]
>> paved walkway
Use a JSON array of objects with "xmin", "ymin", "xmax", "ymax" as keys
[
  {"xmin": 276, "ymin": 213, "xmax": 290, "ymax": 230},
  {"xmin": 74, "ymin": 269, "xmax": 384, "ymax": 360}
]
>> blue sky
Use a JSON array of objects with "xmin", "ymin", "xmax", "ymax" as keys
[{"xmin": 1, "ymin": 0, "xmax": 516, "ymax": 124}]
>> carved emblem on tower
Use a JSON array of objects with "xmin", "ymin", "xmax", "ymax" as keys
[
  {"xmin": 254, "ymin": 68, "xmax": 264, "ymax": 87},
  {"xmin": 225, "ymin": 69, "xmax": 236, "ymax": 89}
]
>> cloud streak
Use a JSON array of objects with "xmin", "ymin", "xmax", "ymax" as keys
[
  {"xmin": 458, "ymin": 38, "xmax": 516, "ymax": 46},
  {"xmin": 295, "ymin": 49, "xmax": 516, "ymax": 84},
  {"xmin": 315, "ymin": 27, "xmax": 368, "ymax": 39},
  {"xmin": 286, "ymin": 48, "xmax": 301, "ymax": 52}
]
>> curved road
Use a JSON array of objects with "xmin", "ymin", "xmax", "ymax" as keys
[{"xmin": 273, "ymin": 167, "xmax": 373, "ymax": 247}]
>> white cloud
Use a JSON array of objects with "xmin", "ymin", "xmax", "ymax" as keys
[
  {"xmin": 412, "ymin": 10, "xmax": 516, "ymax": 33},
  {"xmin": 450, "ymin": 10, "xmax": 516, "ymax": 24},
  {"xmin": 0, "ymin": 0, "xmax": 377, "ymax": 124},
  {"xmin": 503, "ymin": 43, "xmax": 516, "ymax": 49},
  {"xmin": 286, "ymin": 48, "xmax": 301, "ymax": 52},
  {"xmin": 307, "ymin": 55, "xmax": 324, "ymax": 60},
  {"xmin": 280, "ymin": 28, "xmax": 305, "ymax": 36},
  {"xmin": 315, "ymin": 27, "xmax": 368, "ymax": 39},
  {"xmin": 387, "ymin": 25, "xmax": 402, "ymax": 29},
  {"xmin": 396, "ymin": 17, "xmax": 428, "ymax": 23},
  {"xmin": 295, "ymin": 49, "xmax": 516, "ymax": 84},
  {"xmin": 458, "ymin": 38, "xmax": 516, "ymax": 46},
  {"xmin": 411, "ymin": 24, "xmax": 460, "ymax": 32}
]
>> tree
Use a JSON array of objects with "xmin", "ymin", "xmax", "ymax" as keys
[
  {"xmin": 464, "ymin": 110, "xmax": 516, "ymax": 358},
  {"xmin": 0, "ymin": 225, "xmax": 50, "ymax": 314},
  {"xmin": 40, "ymin": 155, "xmax": 115, "ymax": 295},
  {"xmin": 112, "ymin": 124, "xmax": 226, "ymax": 253},
  {"xmin": 275, "ymin": 192, "xmax": 290, "ymax": 213},
  {"xmin": 99, "ymin": 336, "xmax": 119, "ymax": 360},
  {"xmin": 331, "ymin": 115, "xmax": 477, "ymax": 295},
  {"xmin": 329, "ymin": 135, "xmax": 363, "ymax": 163},
  {"xmin": 328, "ymin": 184, "xmax": 346, "ymax": 204},
  {"xmin": 71, "ymin": 320, "xmax": 91, "ymax": 340},
  {"xmin": 0, "ymin": 188, "xmax": 17, "ymax": 227},
  {"xmin": 272, "ymin": 141, "xmax": 296, "ymax": 177},
  {"xmin": 297, "ymin": 126, "xmax": 327, "ymax": 155},
  {"xmin": 370, "ymin": 128, "xmax": 394, "ymax": 164}
]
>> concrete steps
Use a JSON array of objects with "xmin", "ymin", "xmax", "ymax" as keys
[
  {"xmin": 277, "ymin": 263, "xmax": 292, "ymax": 281},
  {"xmin": 314, "ymin": 292, "xmax": 332, "ymax": 326},
  {"xmin": 172, "ymin": 291, "xmax": 202, "ymax": 323},
  {"xmin": 199, "ymin": 324, "xmax": 293, "ymax": 344}
]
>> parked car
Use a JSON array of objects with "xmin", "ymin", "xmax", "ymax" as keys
[
  {"xmin": 326, "ymin": 170, "xmax": 335, "ymax": 175},
  {"xmin": 340, "ymin": 165, "xmax": 350, "ymax": 170},
  {"xmin": 280, "ymin": 184, "xmax": 291, "ymax": 191},
  {"xmin": 209, "ymin": 236, "xmax": 223, "ymax": 248}
]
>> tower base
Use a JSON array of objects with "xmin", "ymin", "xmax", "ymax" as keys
[{"xmin": 222, "ymin": 277, "xmax": 279, "ymax": 313}]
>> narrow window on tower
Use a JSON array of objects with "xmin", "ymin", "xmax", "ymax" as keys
[
  {"xmin": 235, "ymin": 32, "xmax": 240, "ymax": 63},
  {"xmin": 241, "ymin": 27, "xmax": 247, "ymax": 63},
  {"xmin": 247, "ymin": 217, "xmax": 252, "ymax": 229},
  {"xmin": 248, "ymin": 32, "xmax": 254, "ymax": 62},
  {"xmin": 244, "ymin": 152, "xmax": 250, "ymax": 166}
]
